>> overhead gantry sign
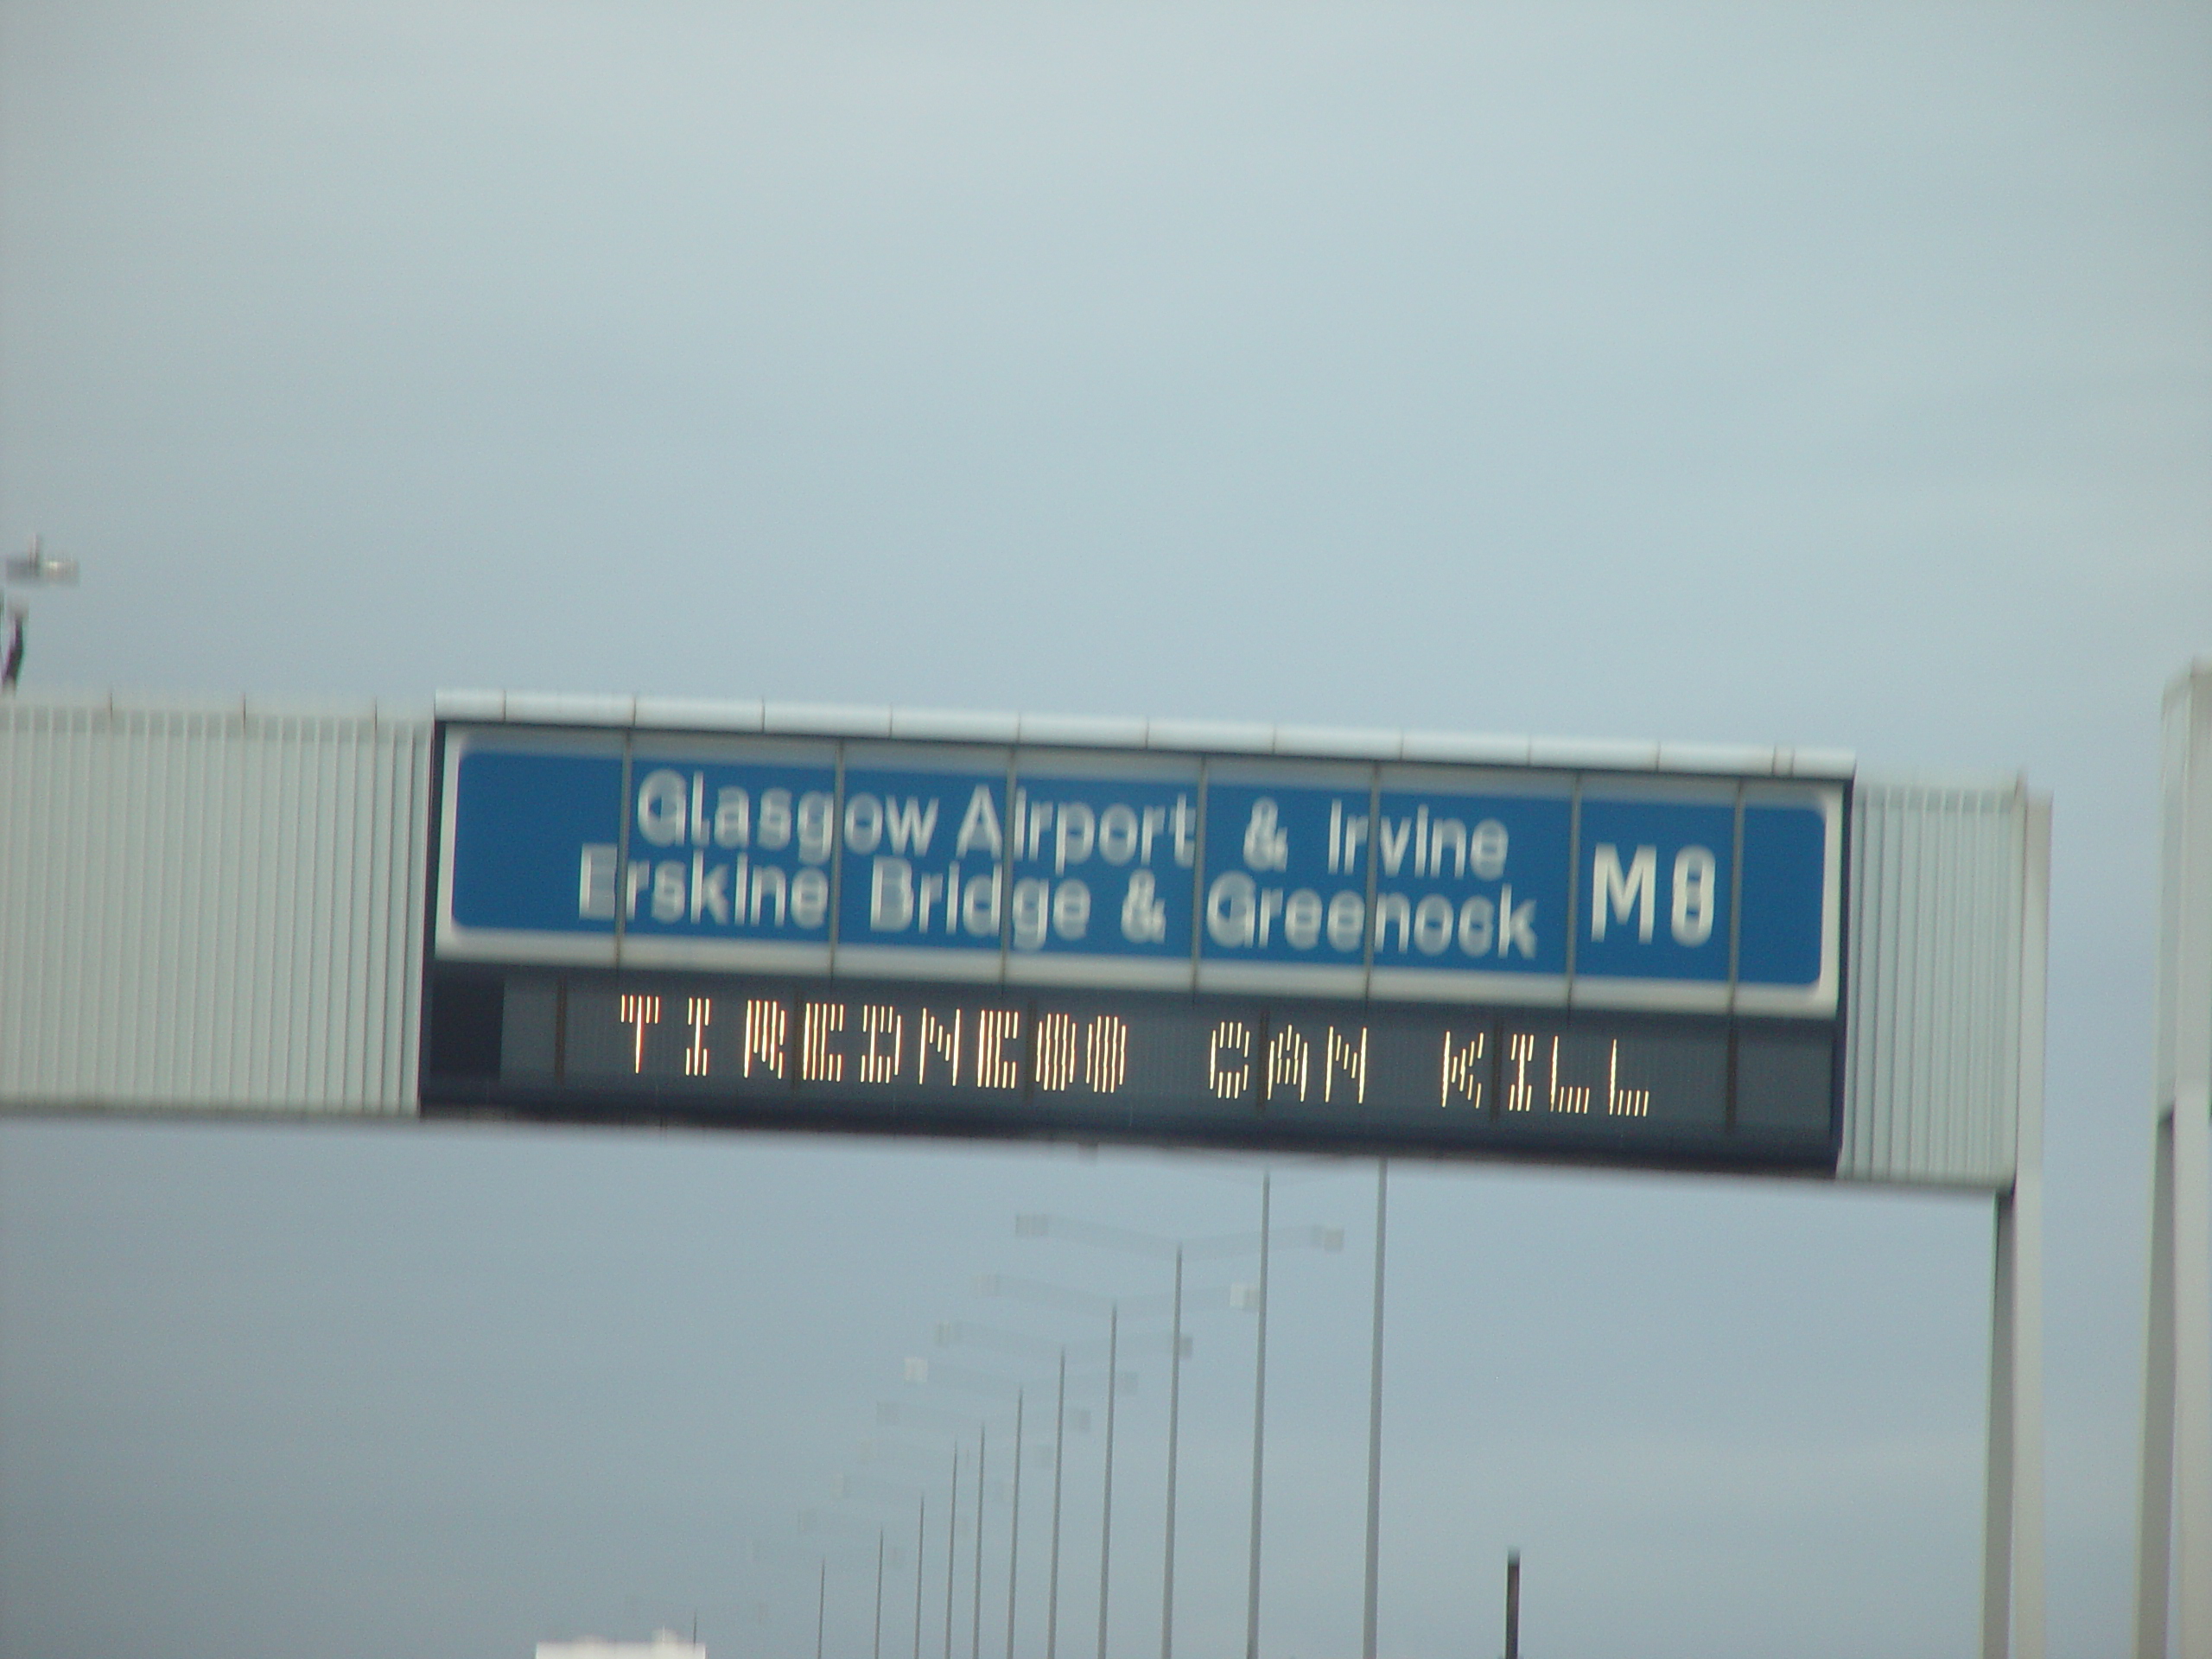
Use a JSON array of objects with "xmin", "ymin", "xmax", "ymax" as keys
[{"xmin": 423, "ymin": 717, "xmax": 1844, "ymax": 1173}]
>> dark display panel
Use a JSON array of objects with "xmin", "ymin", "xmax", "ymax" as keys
[{"xmin": 423, "ymin": 969, "xmax": 1840, "ymax": 1174}]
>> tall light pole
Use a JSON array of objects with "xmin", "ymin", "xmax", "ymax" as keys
[
  {"xmin": 1016, "ymin": 1206, "xmax": 1341, "ymax": 1659},
  {"xmin": 973, "ymin": 1421, "xmax": 988, "ymax": 1659},
  {"xmin": 1097, "ymin": 1300, "xmax": 1118, "ymax": 1659},
  {"xmin": 1164, "ymin": 1247, "xmax": 1182, "ymax": 1659},
  {"xmin": 899, "ymin": 1358, "xmax": 1041, "ymax": 1659},
  {"xmin": 1050, "ymin": 1351, "xmax": 1066, "ymax": 1659},
  {"xmin": 949, "ymin": 1306, "xmax": 1127, "ymax": 1659},
  {"xmin": 974, "ymin": 1277, "xmax": 1156, "ymax": 1659},
  {"xmin": 933, "ymin": 1319, "xmax": 1136, "ymax": 1659},
  {"xmin": 836, "ymin": 1486, "xmax": 925, "ymax": 1659},
  {"xmin": 945, "ymin": 1446, "xmax": 959, "ymax": 1659},
  {"xmin": 1246, "ymin": 1173, "xmax": 1270, "ymax": 1659},
  {"xmin": 1005, "ymin": 1387, "xmax": 1024, "ymax": 1659},
  {"xmin": 806, "ymin": 1502, "xmax": 906, "ymax": 1659},
  {"xmin": 760, "ymin": 1531, "xmax": 881, "ymax": 1659},
  {"xmin": 880, "ymin": 1396, "xmax": 1016, "ymax": 1659},
  {"xmin": 1362, "ymin": 1161, "xmax": 1388, "ymax": 1659},
  {"xmin": 825, "ymin": 1471, "xmax": 930, "ymax": 1659}
]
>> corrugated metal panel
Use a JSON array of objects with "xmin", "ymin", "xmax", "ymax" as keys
[
  {"xmin": 0, "ymin": 693, "xmax": 430, "ymax": 1116},
  {"xmin": 1840, "ymin": 777, "xmax": 2028, "ymax": 1188}
]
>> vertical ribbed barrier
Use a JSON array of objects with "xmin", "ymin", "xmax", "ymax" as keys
[
  {"xmin": 1840, "ymin": 778, "xmax": 2027, "ymax": 1188},
  {"xmin": 0, "ymin": 694, "xmax": 431, "ymax": 1115}
]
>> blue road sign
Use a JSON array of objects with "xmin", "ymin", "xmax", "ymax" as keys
[{"xmin": 435, "ymin": 722, "xmax": 1842, "ymax": 1014}]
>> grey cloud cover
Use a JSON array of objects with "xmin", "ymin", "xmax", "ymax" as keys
[{"xmin": 2, "ymin": 4, "xmax": 2208, "ymax": 1656}]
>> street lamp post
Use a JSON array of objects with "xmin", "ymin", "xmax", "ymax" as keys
[
  {"xmin": 918, "ymin": 1347, "xmax": 1100, "ymax": 1659},
  {"xmin": 945, "ymin": 1446, "xmax": 959, "ymax": 1659},
  {"xmin": 799, "ymin": 1503, "xmax": 903, "ymax": 1659},
  {"xmin": 1097, "ymin": 1301, "xmax": 1118, "ymax": 1659},
  {"xmin": 1049, "ymin": 1351, "xmax": 1066, "ymax": 1659},
  {"xmin": 1005, "ymin": 1387, "xmax": 1024, "ymax": 1659},
  {"xmin": 1, "ymin": 534, "xmax": 79, "ymax": 692},
  {"xmin": 759, "ymin": 1527, "xmax": 873, "ymax": 1657},
  {"xmin": 974, "ymin": 1422, "xmax": 987, "ymax": 1659},
  {"xmin": 1362, "ymin": 1160, "xmax": 1388, "ymax": 1659},
  {"xmin": 1016, "ymin": 1205, "xmax": 1341, "ymax": 1659},
  {"xmin": 1163, "ymin": 1248, "xmax": 1182, "ymax": 1659},
  {"xmin": 823, "ymin": 1472, "xmax": 929, "ymax": 1659},
  {"xmin": 934, "ymin": 1319, "xmax": 1142, "ymax": 1659},
  {"xmin": 883, "ymin": 1396, "xmax": 1012, "ymax": 1659},
  {"xmin": 973, "ymin": 1279, "xmax": 1159, "ymax": 1659},
  {"xmin": 899, "ymin": 1357, "xmax": 1044, "ymax": 1659},
  {"xmin": 1246, "ymin": 1173, "xmax": 1270, "ymax": 1659}
]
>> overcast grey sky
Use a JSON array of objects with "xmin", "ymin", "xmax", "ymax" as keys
[{"xmin": 2, "ymin": 5, "xmax": 2208, "ymax": 1658}]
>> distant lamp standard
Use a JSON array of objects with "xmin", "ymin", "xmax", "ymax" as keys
[
  {"xmin": 1362, "ymin": 1162, "xmax": 1388, "ymax": 1659},
  {"xmin": 1015, "ymin": 1207, "xmax": 1342, "ymax": 1659},
  {"xmin": 975, "ymin": 1421, "xmax": 988, "ymax": 1659},
  {"xmin": 802, "ymin": 1504, "xmax": 903, "ymax": 1659},
  {"xmin": 1007, "ymin": 1388, "xmax": 1025, "ymax": 1659},
  {"xmin": 974, "ymin": 1275, "xmax": 1154, "ymax": 1659},
  {"xmin": 1247, "ymin": 1174, "xmax": 1269, "ymax": 1659},
  {"xmin": 832, "ymin": 1474, "xmax": 926, "ymax": 1659},
  {"xmin": 753, "ymin": 1529, "xmax": 878, "ymax": 1659},
  {"xmin": 932, "ymin": 1320, "xmax": 1119, "ymax": 1659},
  {"xmin": 882, "ymin": 1386, "xmax": 1020, "ymax": 1659},
  {"xmin": 876, "ymin": 1401, "xmax": 977, "ymax": 1659},
  {"xmin": 906, "ymin": 1346, "xmax": 1101, "ymax": 1659},
  {"xmin": 1051, "ymin": 1350, "xmax": 1068, "ymax": 1659},
  {"xmin": 947, "ymin": 1444, "xmax": 959, "ymax": 1659},
  {"xmin": 1100, "ymin": 1302, "xmax": 1118, "ymax": 1659},
  {"xmin": 2, "ymin": 534, "xmax": 80, "ymax": 690}
]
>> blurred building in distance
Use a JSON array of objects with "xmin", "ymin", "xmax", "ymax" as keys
[{"xmin": 537, "ymin": 1632, "xmax": 704, "ymax": 1659}]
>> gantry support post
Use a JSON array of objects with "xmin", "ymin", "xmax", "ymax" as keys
[
  {"xmin": 1982, "ymin": 792, "xmax": 2048, "ymax": 1659},
  {"xmin": 2138, "ymin": 664, "xmax": 2212, "ymax": 1659}
]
